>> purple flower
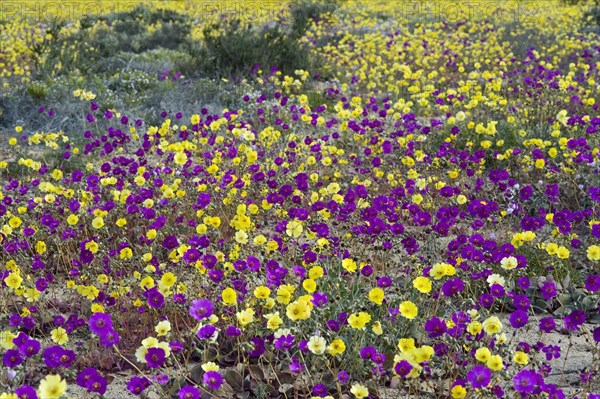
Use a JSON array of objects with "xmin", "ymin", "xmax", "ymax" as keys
[
  {"xmin": 274, "ymin": 334, "xmax": 294, "ymax": 351},
  {"xmin": 18, "ymin": 339, "xmax": 40, "ymax": 357},
  {"xmin": 99, "ymin": 328, "xmax": 120, "ymax": 347},
  {"xmin": 563, "ymin": 309, "xmax": 586, "ymax": 331},
  {"xmin": 197, "ymin": 324, "xmax": 217, "ymax": 340},
  {"xmin": 539, "ymin": 317, "xmax": 556, "ymax": 333},
  {"xmin": 442, "ymin": 278, "xmax": 465, "ymax": 297},
  {"xmin": 3, "ymin": 349, "xmax": 24, "ymax": 367},
  {"xmin": 312, "ymin": 384, "xmax": 328, "ymax": 397},
  {"xmin": 189, "ymin": 299, "xmax": 214, "ymax": 320},
  {"xmin": 15, "ymin": 386, "xmax": 38, "ymax": 399},
  {"xmin": 311, "ymin": 292, "xmax": 328, "ymax": 307},
  {"xmin": 145, "ymin": 347, "xmax": 166, "ymax": 369},
  {"xmin": 179, "ymin": 385, "xmax": 200, "ymax": 399},
  {"xmin": 467, "ymin": 365, "xmax": 491, "ymax": 388},
  {"xmin": 42, "ymin": 346, "xmax": 75, "ymax": 368},
  {"xmin": 146, "ymin": 288, "xmax": 165, "ymax": 308},
  {"xmin": 87, "ymin": 374, "xmax": 108, "ymax": 394},
  {"xmin": 127, "ymin": 376, "xmax": 151, "ymax": 396},
  {"xmin": 479, "ymin": 293, "xmax": 494, "ymax": 308},
  {"xmin": 359, "ymin": 346, "xmax": 376, "ymax": 360},
  {"xmin": 424, "ymin": 317, "xmax": 447, "ymax": 338},
  {"xmin": 518, "ymin": 276, "xmax": 530, "ymax": 290},
  {"xmin": 509, "ymin": 310, "xmax": 529, "ymax": 329},
  {"xmin": 88, "ymin": 312, "xmax": 113, "ymax": 335},
  {"xmin": 77, "ymin": 367, "xmax": 100, "ymax": 388},
  {"xmin": 594, "ymin": 327, "xmax": 600, "ymax": 343},
  {"xmin": 338, "ymin": 370, "xmax": 349, "ymax": 383},
  {"xmin": 513, "ymin": 370, "xmax": 541, "ymax": 395},
  {"xmin": 162, "ymin": 235, "xmax": 179, "ymax": 250},
  {"xmin": 289, "ymin": 359, "xmax": 305, "ymax": 374},
  {"xmin": 203, "ymin": 371, "xmax": 223, "ymax": 390},
  {"xmin": 540, "ymin": 281, "xmax": 557, "ymax": 300},
  {"xmin": 586, "ymin": 275, "xmax": 600, "ymax": 292},
  {"xmin": 394, "ymin": 360, "xmax": 413, "ymax": 377}
]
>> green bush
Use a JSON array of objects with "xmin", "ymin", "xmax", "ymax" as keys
[
  {"xmin": 198, "ymin": 18, "xmax": 313, "ymax": 79},
  {"xmin": 289, "ymin": 0, "xmax": 339, "ymax": 39},
  {"xmin": 31, "ymin": 6, "xmax": 192, "ymax": 79}
]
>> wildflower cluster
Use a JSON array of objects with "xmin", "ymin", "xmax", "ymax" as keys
[{"xmin": 1, "ymin": 1, "xmax": 600, "ymax": 398}]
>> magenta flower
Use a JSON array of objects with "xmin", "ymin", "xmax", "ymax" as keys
[
  {"xmin": 189, "ymin": 298, "xmax": 214, "ymax": 320},
  {"xmin": 88, "ymin": 312, "xmax": 113, "ymax": 335},
  {"xmin": 394, "ymin": 360, "xmax": 413, "ymax": 378},
  {"xmin": 127, "ymin": 376, "xmax": 151, "ymax": 395},
  {"xmin": 145, "ymin": 347, "xmax": 166, "ymax": 369},
  {"xmin": 467, "ymin": 365, "xmax": 491, "ymax": 388},
  {"xmin": 513, "ymin": 370, "xmax": 542, "ymax": 395},
  {"xmin": 203, "ymin": 371, "xmax": 223, "ymax": 390},
  {"xmin": 179, "ymin": 385, "xmax": 200, "ymax": 399},
  {"xmin": 15, "ymin": 386, "xmax": 37, "ymax": 399}
]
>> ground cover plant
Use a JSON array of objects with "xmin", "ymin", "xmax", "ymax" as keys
[{"xmin": 1, "ymin": 0, "xmax": 600, "ymax": 398}]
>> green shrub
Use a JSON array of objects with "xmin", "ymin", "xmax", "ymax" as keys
[
  {"xmin": 198, "ymin": 18, "xmax": 313, "ymax": 79},
  {"xmin": 289, "ymin": 0, "xmax": 339, "ymax": 39}
]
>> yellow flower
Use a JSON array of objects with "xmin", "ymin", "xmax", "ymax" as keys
[
  {"xmin": 368, "ymin": 287, "xmax": 384, "ymax": 305},
  {"xmin": 413, "ymin": 276, "xmax": 432, "ymax": 293},
  {"xmin": 556, "ymin": 246, "xmax": 570, "ymax": 259},
  {"xmin": 398, "ymin": 338, "xmax": 415, "ymax": 353},
  {"xmin": 222, "ymin": 288, "xmax": 238, "ymax": 305},
  {"xmin": 67, "ymin": 214, "xmax": 79, "ymax": 225},
  {"xmin": 8, "ymin": 216, "xmax": 22, "ymax": 229},
  {"xmin": 350, "ymin": 383, "xmax": 369, "ymax": 399},
  {"xmin": 116, "ymin": 218, "xmax": 127, "ymax": 227},
  {"xmin": 467, "ymin": 321, "xmax": 483, "ymax": 335},
  {"xmin": 236, "ymin": 309, "xmax": 255, "ymax": 327},
  {"xmin": 514, "ymin": 351, "xmax": 529, "ymax": 365},
  {"xmin": 174, "ymin": 152, "xmax": 188, "ymax": 165},
  {"xmin": 286, "ymin": 299, "xmax": 311, "ymax": 321},
  {"xmin": 482, "ymin": 316, "xmax": 502, "ymax": 335},
  {"xmin": 92, "ymin": 217, "xmax": 104, "ymax": 229},
  {"xmin": 276, "ymin": 285, "xmax": 294, "ymax": 304},
  {"xmin": 286, "ymin": 220, "xmax": 303, "ymax": 238},
  {"xmin": 587, "ymin": 245, "xmax": 600, "ymax": 261},
  {"xmin": 372, "ymin": 321, "xmax": 383, "ymax": 335},
  {"xmin": 8, "ymin": 137, "xmax": 17, "ymax": 145},
  {"xmin": 475, "ymin": 347, "xmax": 491, "ymax": 362},
  {"xmin": 38, "ymin": 374, "xmax": 67, "ymax": 399},
  {"xmin": 348, "ymin": 312, "xmax": 371, "ymax": 329},
  {"xmin": 429, "ymin": 263, "xmax": 447, "ymax": 280},
  {"xmin": 342, "ymin": 258, "xmax": 357, "ymax": 273},
  {"xmin": 451, "ymin": 385, "xmax": 467, "ymax": 399},
  {"xmin": 254, "ymin": 286, "xmax": 271, "ymax": 299},
  {"xmin": 51, "ymin": 327, "xmax": 69, "ymax": 345},
  {"xmin": 201, "ymin": 361, "xmax": 220, "ymax": 372},
  {"xmin": 265, "ymin": 312, "xmax": 283, "ymax": 330},
  {"xmin": 0, "ymin": 330, "xmax": 17, "ymax": 349},
  {"xmin": 86, "ymin": 241, "xmax": 99, "ymax": 253},
  {"xmin": 535, "ymin": 159, "xmax": 545, "ymax": 169},
  {"xmin": 487, "ymin": 354, "xmax": 504, "ymax": 371},
  {"xmin": 546, "ymin": 243, "xmax": 558, "ymax": 255},
  {"xmin": 119, "ymin": 247, "xmax": 133, "ymax": 260},
  {"xmin": 308, "ymin": 266, "xmax": 324, "ymax": 279},
  {"xmin": 399, "ymin": 301, "xmax": 418, "ymax": 319},
  {"xmin": 161, "ymin": 272, "xmax": 177, "ymax": 288},
  {"xmin": 155, "ymin": 320, "xmax": 171, "ymax": 336},
  {"xmin": 302, "ymin": 279, "xmax": 317, "ymax": 293},
  {"xmin": 4, "ymin": 273, "xmax": 23, "ymax": 290},
  {"xmin": 326, "ymin": 338, "xmax": 346, "ymax": 356}
]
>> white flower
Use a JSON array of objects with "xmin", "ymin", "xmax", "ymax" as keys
[
  {"xmin": 500, "ymin": 256, "xmax": 518, "ymax": 270},
  {"xmin": 487, "ymin": 274, "xmax": 505, "ymax": 286},
  {"xmin": 307, "ymin": 336, "xmax": 326, "ymax": 355}
]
